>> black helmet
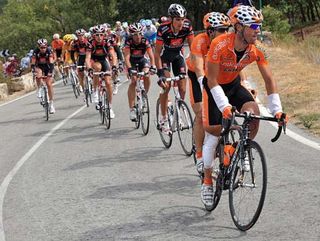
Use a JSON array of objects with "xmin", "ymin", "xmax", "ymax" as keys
[{"xmin": 168, "ymin": 3, "xmax": 187, "ymax": 18}]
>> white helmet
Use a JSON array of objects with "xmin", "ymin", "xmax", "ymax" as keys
[
  {"xmin": 168, "ymin": 3, "xmax": 187, "ymax": 18},
  {"xmin": 53, "ymin": 33, "xmax": 60, "ymax": 39}
]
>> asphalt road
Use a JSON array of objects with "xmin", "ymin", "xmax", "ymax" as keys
[{"xmin": 0, "ymin": 72, "xmax": 319, "ymax": 241}]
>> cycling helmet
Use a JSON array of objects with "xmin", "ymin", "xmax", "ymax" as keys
[
  {"xmin": 129, "ymin": 23, "xmax": 143, "ymax": 34},
  {"xmin": 122, "ymin": 22, "xmax": 128, "ymax": 28},
  {"xmin": 63, "ymin": 34, "xmax": 72, "ymax": 42},
  {"xmin": 145, "ymin": 19, "xmax": 152, "ymax": 27},
  {"xmin": 53, "ymin": 33, "xmax": 60, "ymax": 39},
  {"xmin": 93, "ymin": 24, "xmax": 105, "ymax": 34},
  {"xmin": 37, "ymin": 38, "xmax": 48, "ymax": 47},
  {"xmin": 228, "ymin": 5, "xmax": 263, "ymax": 25},
  {"xmin": 168, "ymin": 3, "xmax": 187, "ymax": 18},
  {"xmin": 115, "ymin": 21, "xmax": 121, "ymax": 26},
  {"xmin": 203, "ymin": 12, "xmax": 231, "ymax": 29},
  {"xmin": 159, "ymin": 16, "xmax": 168, "ymax": 24},
  {"xmin": 75, "ymin": 28, "xmax": 86, "ymax": 36},
  {"xmin": 84, "ymin": 32, "xmax": 91, "ymax": 38}
]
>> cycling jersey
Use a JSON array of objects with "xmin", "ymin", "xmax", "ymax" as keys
[
  {"xmin": 124, "ymin": 36, "xmax": 151, "ymax": 58},
  {"xmin": 206, "ymin": 32, "xmax": 268, "ymax": 84},
  {"xmin": 63, "ymin": 42, "xmax": 73, "ymax": 64},
  {"xmin": 107, "ymin": 31, "xmax": 119, "ymax": 47},
  {"xmin": 156, "ymin": 19, "xmax": 194, "ymax": 53},
  {"xmin": 86, "ymin": 39, "xmax": 113, "ymax": 61},
  {"xmin": 143, "ymin": 25, "xmax": 157, "ymax": 44},
  {"xmin": 72, "ymin": 39, "xmax": 88, "ymax": 56},
  {"xmin": 51, "ymin": 39, "xmax": 64, "ymax": 50},
  {"xmin": 32, "ymin": 47, "xmax": 53, "ymax": 65},
  {"xmin": 186, "ymin": 32, "xmax": 210, "ymax": 72}
]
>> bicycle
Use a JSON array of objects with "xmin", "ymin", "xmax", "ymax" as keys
[
  {"xmin": 112, "ymin": 67, "xmax": 120, "ymax": 95},
  {"xmin": 37, "ymin": 75, "xmax": 50, "ymax": 121},
  {"xmin": 130, "ymin": 68, "xmax": 150, "ymax": 135},
  {"xmin": 207, "ymin": 107, "xmax": 287, "ymax": 231},
  {"xmin": 156, "ymin": 75, "xmax": 194, "ymax": 156},
  {"xmin": 68, "ymin": 64, "xmax": 81, "ymax": 99},
  {"xmin": 94, "ymin": 71, "xmax": 112, "ymax": 129},
  {"xmin": 82, "ymin": 67, "xmax": 93, "ymax": 107}
]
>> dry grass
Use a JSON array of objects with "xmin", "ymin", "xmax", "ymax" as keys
[{"xmin": 245, "ymin": 41, "xmax": 320, "ymax": 137}]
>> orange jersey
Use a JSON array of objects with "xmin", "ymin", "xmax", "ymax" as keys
[
  {"xmin": 186, "ymin": 32, "xmax": 211, "ymax": 72},
  {"xmin": 51, "ymin": 39, "xmax": 65, "ymax": 50},
  {"xmin": 206, "ymin": 32, "xmax": 268, "ymax": 84}
]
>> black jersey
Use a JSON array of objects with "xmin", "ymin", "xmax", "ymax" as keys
[{"xmin": 124, "ymin": 36, "xmax": 151, "ymax": 58}]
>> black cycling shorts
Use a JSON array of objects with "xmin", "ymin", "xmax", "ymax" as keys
[
  {"xmin": 188, "ymin": 69, "xmax": 202, "ymax": 104},
  {"xmin": 92, "ymin": 57, "xmax": 110, "ymax": 72},
  {"xmin": 56, "ymin": 49, "xmax": 62, "ymax": 58},
  {"xmin": 77, "ymin": 55, "xmax": 86, "ymax": 72},
  {"xmin": 161, "ymin": 50, "xmax": 186, "ymax": 76},
  {"xmin": 202, "ymin": 75, "xmax": 255, "ymax": 127},
  {"xmin": 130, "ymin": 57, "xmax": 150, "ymax": 72},
  {"xmin": 36, "ymin": 64, "xmax": 50, "ymax": 76}
]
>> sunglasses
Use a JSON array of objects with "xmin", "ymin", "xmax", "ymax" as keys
[
  {"xmin": 132, "ymin": 32, "xmax": 142, "ymax": 36},
  {"xmin": 244, "ymin": 23, "xmax": 262, "ymax": 30},
  {"xmin": 40, "ymin": 46, "xmax": 47, "ymax": 49},
  {"xmin": 95, "ymin": 33, "xmax": 104, "ymax": 37}
]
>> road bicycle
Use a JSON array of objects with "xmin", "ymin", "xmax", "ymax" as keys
[
  {"xmin": 82, "ymin": 67, "xmax": 93, "ymax": 107},
  {"xmin": 130, "ymin": 68, "xmax": 150, "ymax": 135},
  {"xmin": 68, "ymin": 64, "xmax": 81, "ymax": 99},
  {"xmin": 156, "ymin": 75, "xmax": 194, "ymax": 156},
  {"xmin": 94, "ymin": 71, "xmax": 112, "ymax": 129},
  {"xmin": 207, "ymin": 107, "xmax": 287, "ymax": 231},
  {"xmin": 37, "ymin": 75, "xmax": 50, "ymax": 121}
]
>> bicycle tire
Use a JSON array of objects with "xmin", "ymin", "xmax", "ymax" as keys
[
  {"xmin": 135, "ymin": 102, "xmax": 140, "ymax": 129},
  {"xmin": 229, "ymin": 140, "xmax": 267, "ymax": 231},
  {"xmin": 71, "ymin": 73, "xmax": 79, "ymax": 98},
  {"xmin": 103, "ymin": 91, "xmax": 111, "ymax": 129},
  {"xmin": 43, "ymin": 87, "xmax": 49, "ymax": 121},
  {"xmin": 99, "ymin": 91, "xmax": 104, "ymax": 124},
  {"xmin": 140, "ymin": 91, "xmax": 150, "ymax": 135},
  {"xmin": 176, "ymin": 100, "xmax": 194, "ymax": 156},
  {"xmin": 156, "ymin": 98, "xmax": 172, "ymax": 148}
]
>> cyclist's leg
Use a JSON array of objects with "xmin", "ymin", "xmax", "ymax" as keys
[
  {"xmin": 35, "ymin": 66, "xmax": 42, "ymax": 89},
  {"xmin": 173, "ymin": 53, "xmax": 187, "ymax": 100},
  {"xmin": 101, "ymin": 59, "xmax": 113, "ymax": 105},
  {"xmin": 92, "ymin": 61, "xmax": 102, "ymax": 91},
  {"xmin": 77, "ymin": 56, "xmax": 86, "ymax": 90},
  {"xmin": 188, "ymin": 70, "xmax": 204, "ymax": 162},
  {"xmin": 159, "ymin": 59, "xmax": 171, "ymax": 118},
  {"xmin": 228, "ymin": 77, "xmax": 259, "ymax": 139}
]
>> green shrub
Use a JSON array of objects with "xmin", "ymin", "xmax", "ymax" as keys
[{"xmin": 262, "ymin": 5, "xmax": 291, "ymax": 37}]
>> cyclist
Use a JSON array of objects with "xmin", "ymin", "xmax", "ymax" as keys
[
  {"xmin": 143, "ymin": 19, "xmax": 157, "ymax": 49},
  {"xmin": 51, "ymin": 33, "xmax": 64, "ymax": 63},
  {"xmin": 85, "ymin": 24, "xmax": 117, "ymax": 118},
  {"xmin": 155, "ymin": 3, "xmax": 194, "ymax": 132},
  {"xmin": 186, "ymin": 12, "xmax": 231, "ymax": 175},
  {"xmin": 71, "ymin": 28, "xmax": 88, "ymax": 92},
  {"xmin": 123, "ymin": 22, "xmax": 156, "ymax": 121},
  {"xmin": 62, "ymin": 34, "xmax": 75, "ymax": 80},
  {"xmin": 31, "ymin": 38, "xmax": 55, "ymax": 113},
  {"xmin": 200, "ymin": 5, "xmax": 288, "ymax": 208}
]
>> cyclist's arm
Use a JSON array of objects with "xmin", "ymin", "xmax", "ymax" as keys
[
  {"xmin": 109, "ymin": 47, "xmax": 117, "ymax": 67},
  {"xmin": 258, "ymin": 64, "xmax": 278, "ymax": 95},
  {"xmin": 186, "ymin": 35, "xmax": 194, "ymax": 49},
  {"xmin": 71, "ymin": 50, "xmax": 76, "ymax": 63},
  {"xmin": 154, "ymin": 42, "xmax": 163, "ymax": 70},
  {"xmin": 191, "ymin": 53, "xmax": 205, "ymax": 78},
  {"xmin": 85, "ymin": 51, "xmax": 92, "ymax": 69},
  {"xmin": 206, "ymin": 62, "xmax": 220, "ymax": 88},
  {"xmin": 146, "ymin": 47, "xmax": 155, "ymax": 66},
  {"xmin": 123, "ymin": 48, "xmax": 131, "ymax": 68}
]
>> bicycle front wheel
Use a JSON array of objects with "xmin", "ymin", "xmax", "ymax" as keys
[
  {"xmin": 229, "ymin": 140, "xmax": 267, "ymax": 231},
  {"xmin": 103, "ymin": 91, "xmax": 111, "ymax": 129},
  {"xmin": 43, "ymin": 87, "xmax": 49, "ymax": 121},
  {"xmin": 156, "ymin": 97, "xmax": 172, "ymax": 148},
  {"xmin": 176, "ymin": 100, "xmax": 194, "ymax": 156},
  {"xmin": 140, "ymin": 91, "xmax": 150, "ymax": 135},
  {"xmin": 71, "ymin": 73, "xmax": 79, "ymax": 98}
]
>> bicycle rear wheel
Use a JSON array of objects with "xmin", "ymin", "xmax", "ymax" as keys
[
  {"xmin": 176, "ymin": 100, "xmax": 194, "ymax": 156},
  {"xmin": 229, "ymin": 140, "xmax": 267, "ymax": 231},
  {"xmin": 156, "ymin": 97, "xmax": 172, "ymax": 148},
  {"xmin": 140, "ymin": 91, "xmax": 150, "ymax": 135}
]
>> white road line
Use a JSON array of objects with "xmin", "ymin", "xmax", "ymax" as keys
[
  {"xmin": 259, "ymin": 104, "xmax": 320, "ymax": 151},
  {"xmin": 0, "ymin": 105, "xmax": 86, "ymax": 241}
]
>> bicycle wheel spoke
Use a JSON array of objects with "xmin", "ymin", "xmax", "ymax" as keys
[
  {"xmin": 141, "ymin": 92, "xmax": 150, "ymax": 135},
  {"xmin": 229, "ymin": 141, "xmax": 267, "ymax": 231},
  {"xmin": 177, "ymin": 100, "xmax": 193, "ymax": 156}
]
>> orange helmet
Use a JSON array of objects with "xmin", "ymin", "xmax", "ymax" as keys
[
  {"xmin": 228, "ymin": 5, "xmax": 263, "ymax": 25},
  {"xmin": 203, "ymin": 12, "xmax": 231, "ymax": 29}
]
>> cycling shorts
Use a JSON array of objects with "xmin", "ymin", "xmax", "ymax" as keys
[
  {"xmin": 188, "ymin": 69, "xmax": 202, "ymax": 105},
  {"xmin": 161, "ymin": 50, "xmax": 186, "ymax": 76},
  {"xmin": 56, "ymin": 49, "xmax": 62, "ymax": 59},
  {"xmin": 36, "ymin": 64, "xmax": 50, "ymax": 76},
  {"xmin": 77, "ymin": 55, "xmax": 86, "ymax": 72},
  {"xmin": 92, "ymin": 57, "xmax": 110, "ymax": 72},
  {"xmin": 130, "ymin": 57, "xmax": 150, "ymax": 72},
  {"xmin": 202, "ymin": 75, "xmax": 254, "ymax": 127}
]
